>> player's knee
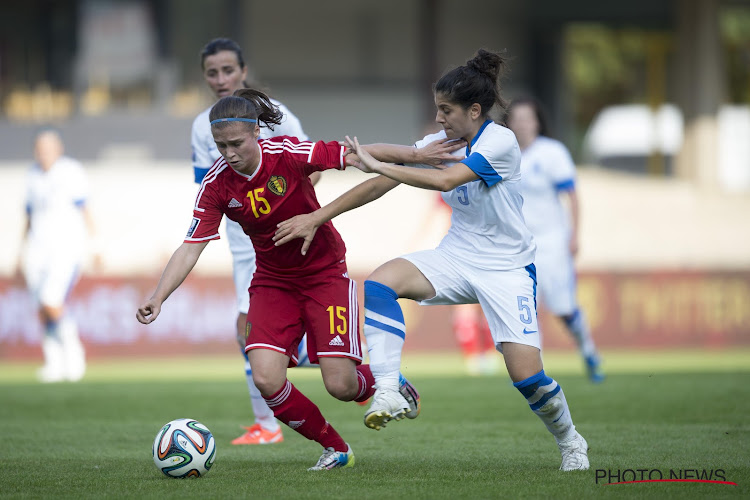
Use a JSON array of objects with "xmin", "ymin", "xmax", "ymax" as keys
[
  {"xmin": 251, "ymin": 371, "xmax": 283, "ymax": 398},
  {"xmin": 324, "ymin": 378, "xmax": 357, "ymax": 401}
]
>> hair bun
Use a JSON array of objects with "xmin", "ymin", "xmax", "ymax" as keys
[{"xmin": 467, "ymin": 49, "xmax": 506, "ymax": 82}]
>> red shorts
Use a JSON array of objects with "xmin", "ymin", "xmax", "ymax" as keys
[{"xmin": 244, "ymin": 270, "xmax": 362, "ymax": 366}]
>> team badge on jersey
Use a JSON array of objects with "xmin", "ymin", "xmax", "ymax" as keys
[
  {"xmin": 186, "ymin": 217, "xmax": 201, "ymax": 237},
  {"xmin": 267, "ymin": 175, "xmax": 287, "ymax": 196}
]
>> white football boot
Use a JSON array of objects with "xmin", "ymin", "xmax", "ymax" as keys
[
  {"xmin": 308, "ymin": 444, "xmax": 354, "ymax": 471},
  {"xmin": 558, "ymin": 432, "xmax": 590, "ymax": 471}
]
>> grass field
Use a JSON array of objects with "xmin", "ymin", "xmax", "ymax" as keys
[{"xmin": 1, "ymin": 350, "xmax": 748, "ymax": 499}]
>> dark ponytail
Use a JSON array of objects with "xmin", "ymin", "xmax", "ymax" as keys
[
  {"xmin": 209, "ymin": 88, "xmax": 284, "ymax": 131},
  {"xmin": 435, "ymin": 49, "xmax": 509, "ymax": 117}
]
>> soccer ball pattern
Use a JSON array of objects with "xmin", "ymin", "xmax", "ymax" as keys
[{"xmin": 152, "ymin": 418, "xmax": 216, "ymax": 478}]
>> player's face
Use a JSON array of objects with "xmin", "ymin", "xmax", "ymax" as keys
[
  {"xmin": 507, "ymin": 104, "xmax": 539, "ymax": 146},
  {"xmin": 212, "ymin": 122, "xmax": 261, "ymax": 174},
  {"xmin": 434, "ymin": 93, "xmax": 475, "ymax": 141},
  {"xmin": 34, "ymin": 132, "xmax": 64, "ymax": 171},
  {"xmin": 202, "ymin": 51, "xmax": 248, "ymax": 99}
]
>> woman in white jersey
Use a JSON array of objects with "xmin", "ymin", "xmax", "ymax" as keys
[
  {"xmin": 192, "ymin": 38, "xmax": 317, "ymax": 446},
  {"xmin": 274, "ymin": 49, "xmax": 590, "ymax": 471},
  {"xmin": 17, "ymin": 130, "xmax": 94, "ymax": 383},
  {"xmin": 507, "ymin": 96, "xmax": 604, "ymax": 383}
]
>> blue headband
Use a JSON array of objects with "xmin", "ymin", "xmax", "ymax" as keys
[{"xmin": 210, "ymin": 118, "xmax": 257, "ymax": 125}]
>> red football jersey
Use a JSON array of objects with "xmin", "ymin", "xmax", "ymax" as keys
[{"xmin": 185, "ymin": 136, "xmax": 348, "ymax": 281}]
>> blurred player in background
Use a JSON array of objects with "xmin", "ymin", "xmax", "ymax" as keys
[
  {"xmin": 17, "ymin": 129, "xmax": 96, "ymax": 383},
  {"xmin": 275, "ymin": 49, "xmax": 590, "ymax": 471},
  {"xmin": 193, "ymin": 38, "xmax": 319, "ymax": 446},
  {"xmin": 507, "ymin": 97, "xmax": 604, "ymax": 383},
  {"xmin": 141, "ymin": 89, "xmax": 454, "ymax": 470}
]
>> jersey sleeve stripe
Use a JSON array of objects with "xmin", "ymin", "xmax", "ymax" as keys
[
  {"xmin": 194, "ymin": 160, "xmax": 227, "ymax": 212},
  {"xmin": 554, "ymin": 179, "xmax": 575, "ymax": 191},
  {"xmin": 462, "ymin": 152, "xmax": 502, "ymax": 187},
  {"xmin": 184, "ymin": 233, "xmax": 220, "ymax": 242},
  {"xmin": 308, "ymin": 142, "xmax": 316, "ymax": 163}
]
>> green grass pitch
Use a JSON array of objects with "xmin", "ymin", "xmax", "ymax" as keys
[{"xmin": 0, "ymin": 350, "xmax": 748, "ymax": 499}]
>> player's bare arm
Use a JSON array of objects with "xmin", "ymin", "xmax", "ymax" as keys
[
  {"xmin": 274, "ymin": 175, "xmax": 399, "ymax": 255},
  {"xmin": 354, "ymin": 137, "xmax": 466, "ymax": 167},
  {"xmin": 346, "ymin": 136, "xmax": 478, "ymax": 191},
  {"xmin": 136, "ymin": 241, "xmax": 208, "ymax": 324}
]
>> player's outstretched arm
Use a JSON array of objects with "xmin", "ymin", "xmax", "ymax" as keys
[
  {"xmin": 358, "ymin": 137, "xmax": 466, "ymax": 167},
  {"xmin": 273, "ymin": 175, "xmax": 399, "ymax": 255},
  {"xmin": 136, "ymin": 241, "xmax": 208, "ymax": 324},
  {"xmin": 347, "ymin": 136, "xmax": 478, "ymax": 191}
]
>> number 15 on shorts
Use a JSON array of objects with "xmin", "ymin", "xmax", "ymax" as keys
[{"xmin": 326, "ymin": 306, "xmax": 347, "ymax": 335}]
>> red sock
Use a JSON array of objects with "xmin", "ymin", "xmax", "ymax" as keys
[
  {"xmin": 264, "ymin": 380, "xmax": 347, "ymax": 452},
  {"xmin": 354, "ymin": 364, "xmax": 376, "ymax": 402}
]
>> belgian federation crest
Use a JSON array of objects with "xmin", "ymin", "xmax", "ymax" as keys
[{"xmin": 268, "ymin": 175, "xmax": 287, "ymax": 196}]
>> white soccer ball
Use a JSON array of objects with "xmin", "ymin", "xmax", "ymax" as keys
[{"xmin": 152, "ymin": 418, "xmax": 216, "ymax": 478}]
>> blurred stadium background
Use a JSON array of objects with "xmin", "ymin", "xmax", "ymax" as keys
[{"xmin": 1, "ymin": 0, "xmax": 749, "ymax": 361}]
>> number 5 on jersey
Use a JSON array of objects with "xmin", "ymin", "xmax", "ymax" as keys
[
  {"xmin": 247, "ymin": 188, "xmax": 270, "ymax": 218},
  {"xmin": 326, "ymin": 306, "xmax": 347, "ymax": 335}
]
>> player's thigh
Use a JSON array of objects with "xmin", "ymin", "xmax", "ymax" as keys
[
  {"xmin": 474, "ymin": 266, "xmax": 541, "ymax": 353},
  {"xmin": 300, "ymin": 274, "xmax": 363, "ymax": 364},
  {"xmin": 39, "ymin": 260, "xmax": 80, "ymax": 309},
  {"xmin": 400, "ymin": 249, "xmax": 477, "ymax": 305},
  {"xmin": 245, "ymin": 285, "xmax": 304, "ymax": 361},
  {"xmin": 368, "ymin": 257, "xmax": 436, "ymax": 301}
]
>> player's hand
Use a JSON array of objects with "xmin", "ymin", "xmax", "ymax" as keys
[
  {"xmin": 417, "ymin": 137, "xmax": 466, "ymax": 167},
  {"xmin": 344, "ymin": 136, "xmax": 381, "ymax": 173},
  {"xmin": 136, "ymin": 299, "xmax": 162, "ymax": 324},
  {"xmin": 274, "ymin": 213, "xmax": 320, "ymax": 256}
]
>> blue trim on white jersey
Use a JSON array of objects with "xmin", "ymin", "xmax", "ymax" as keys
[
  {"xmin": 73, "ymin": 199, "xmax": 86, "ymax": 208},
  {"xmin": 463, "ymin": 152, "xmax": 502, "ymax": 187},
  {"xmin": 25, "ymin": 203, "xmax": 32, "ymax": 215},
  {"xmin": 554, "ymin": 179, "xmax": 575, "ymax": 191},
  {"xmin": 462, "ymin": 120, "xmax": 501, "ymax": 186},
  {"xmin": 194, "ymin": 166, "xmax": 210, "ymax": 184},
  {"xmin": 467, "ymin": 119, "xmax": 494, "ymax": 152}
]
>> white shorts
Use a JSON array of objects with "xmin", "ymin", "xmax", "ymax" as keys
[
  {"xmin": 226, "ymin": 218, "xmax": 256, "ymax": 314},
  {"xmin": 402, "ymin": 248, "xmax": 540, "ymax": 352},
  {"xmin": 534, "ymin": 235, "xmax": 577, "ymax": 316},
  {"xmin": 23, "ymin": 246, "xmax": 82, "ymax": 309}
]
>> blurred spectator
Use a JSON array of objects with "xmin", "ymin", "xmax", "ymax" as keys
[
  {"xmin": 507, "ymin": 97, "xmax": 604, "ymax": 383},
  {"xmin": 16, "ymin": 130, "xmax": 97, "ymax": 382}
]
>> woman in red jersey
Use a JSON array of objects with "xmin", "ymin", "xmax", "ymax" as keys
[{"xmin": 137, "ymin": 88, "xmax": 459, "ymax": 470}]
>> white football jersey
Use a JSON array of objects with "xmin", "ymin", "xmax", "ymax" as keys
[
  {"xmin": 24, "ymin": 156, "xmax": 89, "ymax": 254},
  {"xmin": 414, "ymin": 121, "xmax": 535, "ymax": 270},
  {"xmin": 518, "ymin": 136, "xmax": 576, "ymax": 240},
  {"xmin": 191, "ymin": 98, "xmax": 308, "ymax": 183}
]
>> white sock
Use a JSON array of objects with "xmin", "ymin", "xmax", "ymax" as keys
[
  {"xmin": 514, "ymin": 370, "xmax": 577, "ymax": 444},
  {"xmin": 60, "ymin": 316, "xmax": 86, "ymax": 382},
  {"xmin": 364, "ymin": 280, "xmax": 405, "ymax": 392}
]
